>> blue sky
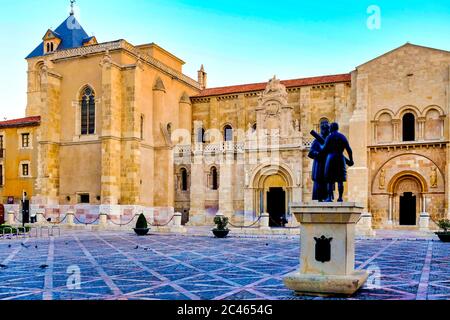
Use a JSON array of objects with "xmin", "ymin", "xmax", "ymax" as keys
[{"xmin": 1, "ymin": 0, "xmax": 449, "ymax": 119}]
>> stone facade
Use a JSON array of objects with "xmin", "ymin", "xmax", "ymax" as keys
[
  {"xmin": 3, "ymin": 13, "xmax": 450, "ymax": 231},
  {"xmin": 19, "ymin": 16, "xmax": 199, "ymax": 222},
  {"xmin": 175, "ymin": 44, "xmax": 450, "ymax": 230},
  {"xmin": 0, "ymin": 117, "xmax": 40, "ymax": 203}
]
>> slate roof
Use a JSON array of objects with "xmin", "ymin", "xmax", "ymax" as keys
[
  {"xmin": 194, "ymin": 73, "xmax": 351, "ymax": 98},
  {"xmin": 0, "ymin": 116, "xmax": 41, "ymax": 129},
  {"xmin": 26, "ymin": 15, "xmax": 91, "ymax": 59}
]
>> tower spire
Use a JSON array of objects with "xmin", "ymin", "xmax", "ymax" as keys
[{"xmin": 70, "ymin": 0, "xmax": 76, "ymax": 16}]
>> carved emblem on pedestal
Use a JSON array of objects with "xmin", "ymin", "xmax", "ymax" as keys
[{"xmin": 314, "ymin": 236, "xmax": 333, "ymax": 263}]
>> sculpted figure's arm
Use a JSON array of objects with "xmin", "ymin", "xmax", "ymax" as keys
[
  {"xmin": 345, "ymin": 137, "xmax": 354, "ymax": 167},
  {"xmin": 308, "ymin": 141, "xmax": 321, "ymax": 160}
]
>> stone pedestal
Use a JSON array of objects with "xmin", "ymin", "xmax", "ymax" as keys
[
  {"xmin": 36, "ymin": 210, "xmax": 46, "ymax": 224},
  {"xmin": 284, "ymin": 203, "xmax": 369, "ymax": 297},
  {"xmin": 356, "ymin": 212, "xmax": 376, "ymax": 237},
  {"xmin": 66, "ymin": 211, "xmax": 75, "ymax": 227},
  {"xmin": 99, "ymin": 213, "xmax": 108, "ymax": 229},
  {"xmin": 419, "ymin": 212, "xmax": 430, "ymax": 231},
  {"xmin": 259, "ymin": 213, "xmax": 270, "ymax": 230},
  {"xmin": 7, "ymin": 211, "xmax": 15, "ymax": 226},
  {"xmin": 170, "ymin": 212, "xmax": 187, "ymax": 233}
]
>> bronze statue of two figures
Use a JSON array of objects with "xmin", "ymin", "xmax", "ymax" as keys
[{"xmin": 309, "ymin": 123, "xmax": 354, "ymax": 202}]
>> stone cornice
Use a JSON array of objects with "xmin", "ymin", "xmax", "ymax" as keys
[
  {"xmin": 47, "ymin": 70, "xmax": 63, "ymax": 80},
  {"xmin": 50, "ymin": 40, "xmax": 201, "ymax": 90},
  {"xmin": 369, "ymin": 140, "xmax": 448, "ymax": 151}
]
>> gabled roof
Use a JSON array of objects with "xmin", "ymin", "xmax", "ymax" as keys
[
  {"xmin": 26, "ymin": 15, "xmax": 92, "ymax": 59},
  {"xmin": 43, "ymin": 29, "xmax": 61, "ymax": 40},
  {"xmin": 194, "ymin": 73, "xmax": 351, "ymax": 98},
  {"xmin": 0, "ymin": 116, "xmax": 41, "ymax": 129},
  {"xmin": 82, "ymin": 36, "xmax": 97, "ymax": 44},
  {"xmin": 357, "ymin": 43, "xmax": 450, "ymax": 68}
]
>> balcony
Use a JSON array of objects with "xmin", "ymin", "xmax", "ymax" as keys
[{"xmin": 173, "ymin": 137, "xmax": 309, "ymax": 160}]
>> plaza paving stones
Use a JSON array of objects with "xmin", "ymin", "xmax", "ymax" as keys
[{"xmin": 0, "ymin": 231, "xmax": 448, "ymax": 300}]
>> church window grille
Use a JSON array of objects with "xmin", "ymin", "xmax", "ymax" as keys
[
  {"xmin": 81, "ymin": 87, "xmax": 96, "ymax": 135},
  {"xmin": 22, "ymin": 163, "xmax": 29, "ymax": 177},
  {"xmin": 21, "ymin": 133, "xmax": 30, "ymax": 148}
]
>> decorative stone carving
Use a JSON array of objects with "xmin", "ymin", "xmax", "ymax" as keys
[
  {"xmin": 294, "ymin": 119, "xmax": 300, "ymax": 131},
  {"xmin": 136, "ymin": 54, "xmax": 144, "ymax": 71},
  {"xmin": 260, "ymin": 76, "xmax": 288, "ymax": 105},
  {"xmin": 179, "ymin": 92, "xmax": 191, "ymax": 104},
  {"xmin": 256, "ymin": 76, "xmax": 294, "ymax": 136},
  {"xmin": 153, "ymin": 77, "xmax": 166, "ymax": 92},
  {"xmin": 430, "ymin": 167, "xmax": 438, "ymax": 188},
  {"xmin": 397, "ymin": 179, "xmax": 420, "ymax": 195},
  {"xmin": 245, "ymin": 171, "xmax": 250, "ymax": 187},
  {"xmin": 379, "ymin": 169, "xmax": 386, "ymax": 189},
  {"xmin": 99, "ymin": 49, "xmax": 112, "ymax": 68}
]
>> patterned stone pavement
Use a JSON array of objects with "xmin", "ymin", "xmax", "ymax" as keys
[{"xmin": 0, "ymin": 231, "xmax": 449, "ymax": 300}]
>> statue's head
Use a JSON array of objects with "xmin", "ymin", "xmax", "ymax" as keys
[
  {"xmin": 320, "ymin": 122, "xmax": 330, "ymax": 138},
  {"xmin": 330, "ymin": 122, "xmax": 339, "ymax": 133}
]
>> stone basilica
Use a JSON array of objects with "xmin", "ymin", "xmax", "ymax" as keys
[{"xmin": 1, "ymin": 11, "xmax": 450, "ymax": 231}]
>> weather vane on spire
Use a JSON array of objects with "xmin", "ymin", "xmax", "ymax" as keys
[{"xmin": 70, "ymin": 0, "xmax": 76, "ymax": 16}]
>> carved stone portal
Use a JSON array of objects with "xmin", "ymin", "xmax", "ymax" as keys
[{"xmin": 256, "ymin": 76, "xmax": 294, "ymax": 137}]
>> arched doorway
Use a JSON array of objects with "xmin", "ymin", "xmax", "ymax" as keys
[
  {"xmin": 250, "ymin": 164, "xmax": 295, "ymax": 228},
  {"xmin": 399, "ymin": 192, "xmax": 416, "ymax": 226},
  {"xmin": 264, "ymin": 175, "xmax": 287, "ymax": 227},
  {"xmin": 389, "ymin": 172, "xmax": 426, "ymax": 227}
]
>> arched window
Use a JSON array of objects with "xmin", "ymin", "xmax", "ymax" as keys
[
  {"xmin": 197, "ymin": 128, "xmax": 206, "ymax": 143},
  {"xmin": 425, "ymin": 109, "xmax": 442, "ymax": 141},
  {"xmin": 46, "ymin": 43, "xmax": 50, "ymax": 53},
  {"xmin": 81, "ymin": 86, "xmax": 96, "ymax": 135},
  {"xmin": 251, "ymin": 123, "xmax": 257, "ymax": 132},
  {"xmin": 377, "ymin": 113, "xmax": 393, "ymax": 143},
  {"xmin": 50, "ymin": 42, "xmax": 54, "ymax": 52},
  {"xmin": 180, "ymin": 168, "xmax": 188, "ymax": 191},
  {"xmin": 211, "ymin": 167, "xmax": 219, "ymax": 190},
  {"xmin": 224, "ymin": 125, "xmax": 233, "ymax": 142},
  {"xmin": 402, "ymin": 113, "xmax": 416, "ymax": 142}
]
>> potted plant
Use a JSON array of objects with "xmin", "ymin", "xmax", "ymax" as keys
[
  {"xmin": 435, "ymin": 219, "xmax": 450, "ymax": 242},
  {"xmin": 134, "ymin": 213, "xmax": 150, "ymax": 236},
  {"xmin": 212, "ymin": 216, "xmax": 230, "ymax": 238}
]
